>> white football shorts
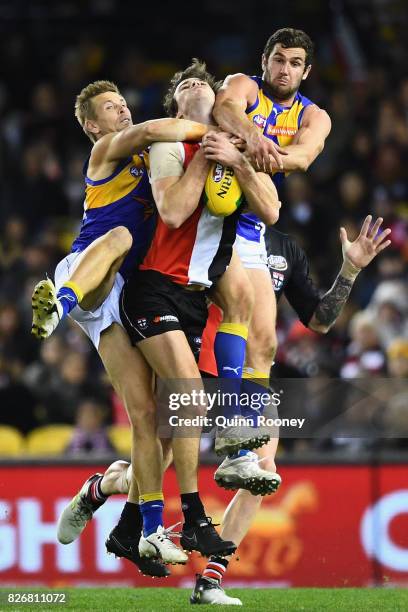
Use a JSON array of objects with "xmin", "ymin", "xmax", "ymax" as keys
[{"xmin": 54, "ymin": 252, "xmax": 124, "ymax": 349}]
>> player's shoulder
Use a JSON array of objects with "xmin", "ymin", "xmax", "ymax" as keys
[
  {"xmin": 300, "ymin": 98, "xmax": 331, "ymax": 125},
  {"xmin": 266, "ymin": 227, "xmax": 304, "ymax": 260},
  {"xmin": 87, "ymin": 133, "xmax": 120, "ymax": 179},
  {"xmin": 222, "ymin": 72, "xmax": 259, "ymax": 90}
]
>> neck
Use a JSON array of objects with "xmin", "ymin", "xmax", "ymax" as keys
[{"xmin": 180, "ymin": 101, "xmax": 212, "ymax": 124}]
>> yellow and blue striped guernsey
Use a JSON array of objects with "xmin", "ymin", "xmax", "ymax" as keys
[
  {"xmin": 246, "ymin": 75, "xmax": 314, "ymax": 188},
  {"xmin": 71, "ymin": 151, "xmax": 156, "ymax": 279},
  {"xmin": 237, "ymin": 75, "xmax": 315, "ymax": 240}
]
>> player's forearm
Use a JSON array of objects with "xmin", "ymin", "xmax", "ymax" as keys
[
  {"xmin": 160, "ymin": 149, "xmax": 210, "ymax": 228},
  {"xmin": 108, "ymin": 119, "xmax": 209, "ymax": 160},
  {"xmin": 213, "ymin": 99, "xmax": 254, "ymax": 141},
  {"xmin": 146, "ymin": 118, "xmax": 209, "ymax": 144},
  {"xmin": 232, "ymin": 157, "xmax": 280, "ymax": 225},
  {"xmin": 279, "ymin": 142, "xmax": 324, "ymax": 173},
  {"xmin": 309, "ymin": 260, "xmax": 361, "ymax": 333}
]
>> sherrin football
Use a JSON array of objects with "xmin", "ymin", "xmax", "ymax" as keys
[{"xmin": 204, "ymin": 162, "xmax": 244, "ymax": 217}]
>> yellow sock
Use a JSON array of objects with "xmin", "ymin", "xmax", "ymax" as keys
[{"xmin": 62, "ymin": 280, "xmax": 84, "ymax": 303}]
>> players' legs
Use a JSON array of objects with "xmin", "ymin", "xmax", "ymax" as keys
[
  {"xmin": 98, "ymin": 323, "xmax": 163, "ymax": 500},
  {"xmin": 137, "ymin": 330, "xmax": 205, "ymax": 495},
  {"xmin": 245, "ymin": 267, "xmax": 277, "ymax": 374},
  {"xmin": 219, "ymin": 438, "xmax": 278, "ymax": 548},
  {"xmin": 32, "ymin": 226, "xmax": 132, "ymax": 339},
  {"xmin": 211, "ymin": 249, "xmax": 254, "ymax": 327},
  {"xmin": 99, "ymin": 440, "xmax": 174, "ymax": 496},
  {"xmin": 69, "ymin": 226, "xmax": 133, "ymax": 311},
  {"xmin": 137, "ymin": 330, "xmax": 236, "ymax": 557}
]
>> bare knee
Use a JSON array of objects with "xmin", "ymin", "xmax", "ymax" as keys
[
  {"xmin": 102, "ymin": 460, "xmax": 130, "ymax": 495},
  {"xmin": 125, "ymin": 396, "xmax": 156, "ymax": 432},
  {"xmin": 246, "ymin": 326, "xmax": 277, "ymax": 371},
  {"xmin": 105, "ymin": 226, "xmax": 133, "ymax": 260}
]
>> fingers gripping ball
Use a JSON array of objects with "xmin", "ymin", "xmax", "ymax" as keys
[{"xmin": 204, "ymin": 162, "xmax": 244, "ymax": 217}]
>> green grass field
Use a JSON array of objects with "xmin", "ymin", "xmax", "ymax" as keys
[{"xmin": 1, "ymin": 588, "xmax": 408, "ymax": 611}]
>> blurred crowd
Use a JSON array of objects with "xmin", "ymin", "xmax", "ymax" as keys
[{"xmin": 0, "ymin": 0, "xmax": 407, "ymax": 456}]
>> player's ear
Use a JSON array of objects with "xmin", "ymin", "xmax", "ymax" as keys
[
  {"xmin": 302, "ymin": 65, "xmax": 312, "ymax": 80},
  {"xmin": 261, "ymin": 53, "xmax": 267, "ymax": 72},
  {"xmin": 85, "ymin": 119, "xmax": 100, "ymax": 137}
]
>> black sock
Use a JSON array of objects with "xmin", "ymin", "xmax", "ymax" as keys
[
  {"xmin": 180, "ymin": 492, "xmax": 206, "ymax": 527},
  {"xmin": 115, "ymin": 501, "xmax": 143, "ymax": 538}
]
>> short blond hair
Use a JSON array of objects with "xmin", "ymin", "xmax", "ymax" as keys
[{"xmin": 75, "ymin": 80, "xmax": 120, "ymax": 142}]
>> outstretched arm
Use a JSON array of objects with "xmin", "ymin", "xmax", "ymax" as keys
[
  {"xmin": 92, "ymin": 118, "xmax": 210, "ymax": 165},
  {"xmin": 309, "ymin": 216, "xmax": 391, "ymax": 333}
]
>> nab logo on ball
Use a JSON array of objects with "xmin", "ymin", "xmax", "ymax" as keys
[{"xmin": 204, "ymin": 162, "xmax": 244, "ymax": 217}]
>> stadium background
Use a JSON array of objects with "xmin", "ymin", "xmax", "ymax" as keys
[{"xmin": 0, "ymin": 0, "xmax": 407, "ymax": 590}]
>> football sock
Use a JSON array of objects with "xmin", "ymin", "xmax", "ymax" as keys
[
  {"xmin": 214, "ymin": 322, "xmax": 248, "ymax": 419},
  {"xmin": 88, "ymin": 475, "xmax": 108, "ymax": 507},
  {"xmin": 56, "ymin": 281, "xmax": 83, "ymax": 319},
  {"xmin": 214, "ymin": 322, "xmax": 248, "ymax": 379},
  {"xmin": 139, "ymin": 492, "xmax": 164, "ymax": 537},
  {"xmin": 203, "ymin": 555, "xmax": 229, "ymax": 583},
  {"xmin": 241, "ymin": 368, "xmax": 270, "ymax": 423},
  {"xmin": 115, "ymin": 501, "xmax": 143, "ymax": 538},
  {"xmin": 180, "ymin": 492, "xmax": 206, "ymax": 527}
]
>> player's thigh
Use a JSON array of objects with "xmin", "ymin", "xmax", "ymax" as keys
[
  {"xmin": 98, "ymin": 322, "xmax": 155, "ymax": 417},
  {"xmin": 70, "ymin": 230, "xmax": 129, "ymax": 311},
  {"xmin": 138, "ymin": 330, "xmax": 200, "ymax": 379},
  {"xmin": 211, "ymin": 249, "xmax": 254, "ymax": 322},
  {"xmin": 246, "ymin": 268, "xmax": 277, "ymax": 355}
]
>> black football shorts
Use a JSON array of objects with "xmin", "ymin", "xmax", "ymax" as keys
[{"xmin": 120, "ymin": 269, "xmax": 208, "ymax": 362}]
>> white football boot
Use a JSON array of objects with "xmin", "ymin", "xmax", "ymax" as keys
[
  {"xmin": 190, "ymin": 575, "xmax": 242, "ymax": 605},
  {"xmin": 139, "ymin": 524, "xmax": 188, "ymax": 565},
  {"xmin": 31, "ymin": 277, "xmax": 63, "ymax": 339},
  {"xmin": 214, "ymin": 451, "xmax": 281, "ymax": 496}
]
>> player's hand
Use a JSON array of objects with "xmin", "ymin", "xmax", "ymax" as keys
[
  {"xmin": 203, "ymin": 131, "xmax": 243, "ymax": 167},
  {"xmin": 246, "ymin": 129, "xmax": 287, "ymax": 173},
  {"xmin": 340, "ymin": 215, "xmax": 392, "ymax": 269}
]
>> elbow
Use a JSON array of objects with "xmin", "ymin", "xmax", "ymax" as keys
[
  {"xmin": 308, "ymin": 320, "xmax": 330, "ymax": 334},
  {"xmin": 267, "ymin": 208, "xmax": 280, "ymax": 226},
  {"xmin": 160, "ymin": 212, "xmax": 183, "ymax": 230}
]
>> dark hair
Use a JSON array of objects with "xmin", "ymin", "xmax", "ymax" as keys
[
  {"xmin": 163, "ymin": 58, "xmax": 221, "ymax": 117},
  {"xmin": 263, "ymin": 28, "xmax": 314, "ymax": 67}
]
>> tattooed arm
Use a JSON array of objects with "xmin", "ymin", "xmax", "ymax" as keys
[{"xmin": 309, "ymin": 215, "xmax": 391, "ymax": 333}]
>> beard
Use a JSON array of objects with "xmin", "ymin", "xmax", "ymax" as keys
[
  {"xmin": 267, "ymin": 80, "xmax": 300, "ymax": 102},
  {"xmin": 263, "ymin": 70, "xmax": 304, "ymax": 102}
]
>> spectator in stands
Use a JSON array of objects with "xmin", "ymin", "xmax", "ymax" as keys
[{"xmin": 65, "ymin": 397, "xmax": 114, "ymax": 455}]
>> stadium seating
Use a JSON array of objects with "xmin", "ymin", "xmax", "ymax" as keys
[
  {"xmin": 0, "ymin": 426, "xmax": 26, "ymax": 456},
  {"xmin": 108, "ymin": 425, "xmax": 131, "ymax": 457},
  {"xmin": 25, "ymin": 425, "xmax": 74, "ymax": 455}
]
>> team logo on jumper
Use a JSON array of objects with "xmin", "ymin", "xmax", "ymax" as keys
[
  {"xmin": 253, "ymin": 114, "xmax": 267, "ymax": 128},
  {"xmin": 266, "ymin": 125, "xmax": 297, "ymax": 137},
  {"xmin": 137, "ymin": 317, "xmax": 148, "ymax": 330},
  {"xmin": 267, "ymin": 254, "xmax": 288, "ymax": 271},
  {"xmin": 272, "ymin": 271, "xmax": 284, "ymax": 291},
  {"xmin": 153, "ymin": 315, "xmax": 179, "ymax": 324},
  {"xmin": 130, "ymin": 165, "xmax": 144, "ymax": 178}
]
